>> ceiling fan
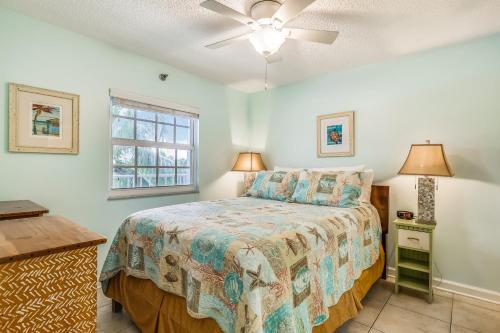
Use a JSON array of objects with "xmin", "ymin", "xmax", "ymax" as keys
[{"xmin": 200, "ymin": 0, "xmax": 339, "ymax": 63}]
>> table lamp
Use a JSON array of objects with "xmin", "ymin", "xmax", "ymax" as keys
[
  {"xmin": 398, "ymin": 140, "xmax": 454, "ymax": 224},
  {"xmin": 231, "ymin": 152, "xmax": 267, "ymax": 172},
  {"xmin": 232, "ymin": 152, "xmax": 267, "ymax": 193}
]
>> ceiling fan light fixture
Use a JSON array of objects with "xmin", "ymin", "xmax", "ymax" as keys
[{"xmin": 249, "ymin": 27, "xmax": 286, "ymax": 56}]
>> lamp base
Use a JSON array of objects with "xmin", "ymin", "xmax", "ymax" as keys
[
  {"xmin": 415, "ymin": 218, "xmax": 436, "ymax": 225},
  {"xmin": 418, "ymin": 177, "xmax": 435, "ymax": 224}
]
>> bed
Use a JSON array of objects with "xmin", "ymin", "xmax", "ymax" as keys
[{"xmin": 100, "ymin": 185, "xmax": 389, "ymax": 333}]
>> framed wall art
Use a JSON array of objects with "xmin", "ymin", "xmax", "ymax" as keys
[
  {"xmin": 9, "ymin": 83, "xmax": 79, "ymax": 154},
  {"xmin": 317, "ymin": 111, "xmax": 354, "ymax": 157}
]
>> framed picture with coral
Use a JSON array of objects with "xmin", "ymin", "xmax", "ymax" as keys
[
  {"xmin": 9, "ymin": 83, "xmax": 79, "ymax": 154},
  {"xmin": 317, "ymin": 111, "xmax": 354, "ymax": 157}
]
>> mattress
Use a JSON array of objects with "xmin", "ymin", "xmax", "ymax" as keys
[{"xmin": 100, "ymin": 197, "xmax": 382, "ymax": 333}]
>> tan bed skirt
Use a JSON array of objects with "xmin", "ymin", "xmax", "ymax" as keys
[{"xmin": 104, "ymin": 245, "xmax": 385, "ymax": 333}]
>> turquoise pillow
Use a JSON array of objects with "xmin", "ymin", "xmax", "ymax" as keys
[
  {"xmin": 291, "ymin": 170, "xmax": 362, "ymax": 207},
  {"xmin": 247, "ymin": 171, "xmax": 299, "ymax": 201}
]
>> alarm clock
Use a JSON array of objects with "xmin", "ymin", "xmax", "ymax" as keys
[{"xmin": 397, "ymin": 210, "xmax": 414, "ymax": 220}]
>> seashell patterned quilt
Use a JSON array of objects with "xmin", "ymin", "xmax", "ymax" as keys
[{"xmin": 100, "ymin": 197, "xmax": 381, "ymax": 333}]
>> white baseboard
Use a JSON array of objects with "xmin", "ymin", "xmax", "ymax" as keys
[{"xmin": 386, "ymin": 266, "xmax": 500, "ymax": 305}]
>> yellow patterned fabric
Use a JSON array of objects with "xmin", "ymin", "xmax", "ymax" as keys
[{"xmin": 0, "ymin": 247, "xmax": 97, "ymax": 332}]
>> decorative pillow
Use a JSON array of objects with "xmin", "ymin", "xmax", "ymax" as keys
[
  {"xmin": 309, "ymin": 165, "xmax": 365, "ymax": 172},
  {"xmin": 273, "ymin": 167, "xmax": 303, "ymax": 172},
  {"xmin": 242, "ymin": 172, "xmax": 257, "ymax": 195},
  {"xmin": 291, "ymin": 170, "xmax": 363, "ymax": 207},
  {"xmin": 273, "ymin": 165, "xmax": 365, "ymax": 172},
  {"xmin": 359, "ymin": 169, "xmax": 374, "ymax": 203},
  {"xmin": 247, "ymin": 171, "xmax": 299, "ymax": 201}
]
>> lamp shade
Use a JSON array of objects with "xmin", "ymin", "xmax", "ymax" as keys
[
  {"xmin": 232, "ymin": 152, "xmax": 267, "ymax": 172},
  {"xmin": 398, "ymin": 143, "xmax": 454, "ymax": 177}
]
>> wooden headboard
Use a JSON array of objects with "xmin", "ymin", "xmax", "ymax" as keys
[
  {"xmin": 370, "ymin": 185, "xmax": 389, "ymax": 235},
  {"xmin": 370, "ymin": 185, "xmax": 389, "ymax": 278}
]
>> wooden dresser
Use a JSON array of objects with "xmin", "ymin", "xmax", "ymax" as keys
[
  {"xmin": 0, "ymin": 200, "xmax": 48, "ymax": 220},
  {"xmin": 0, "ymin": 215, "xmax": 106, "ymax": 332}
]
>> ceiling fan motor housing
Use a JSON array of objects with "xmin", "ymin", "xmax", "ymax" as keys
[
  {"xmin": 251, "ymin": 1, "xmax": 281, "ymax": 21},
  {"xmin": 200, "ymin": 0, "xmax": 339, "ymax": 58}
]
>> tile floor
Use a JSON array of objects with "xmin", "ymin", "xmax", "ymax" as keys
[{"xmin": 97, "ymin": 280, "xmax": 500, "ymax": 333}]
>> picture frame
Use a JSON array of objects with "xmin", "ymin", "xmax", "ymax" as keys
[
  {"xmin": 317, "ymin": 111, "xmax": 354, "ymax": 157},
  {"xmin": 9, "ymin": 83, "xmax": 79, "ymax": 154}
]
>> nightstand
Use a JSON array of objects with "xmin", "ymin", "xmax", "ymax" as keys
[{"xmin": 394, "ymin": 218, "xmax": 435, "ymax": 303}]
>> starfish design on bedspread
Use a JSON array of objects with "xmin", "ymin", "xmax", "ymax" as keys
[
  {"xmin": 99, "ymin": 195, "xmax": 385, "ymax": 333},
  {"xmin": 246, "ymin": 264, "xmax": 268, "ymax": 291},
  {"xmin": 313, "ymin": 258, "xmax": 321, "ymax": 270},
  {"xmin": 306, "ymin": 226, "xmax": 325, "ymax": 244},
  {"xmin": 343, "ymin": 214, "xmax": 357, "ymax": 226},
  {"xmin": 242, "ymin": 243, "xmax": 256, "ymax": 256},
  {"xmin": 166, "ymin": 226, "xmax": 186, "ymax": 244},
  {"xmin": 284, "ymin": 237, "xmax": 299, "ymax": 255},
  {"xmin": 295, "ymin": 232, "xmax": 309, "ymax": 250},
  {"xmin": 327, "ymin": 217, "xmax": 343, "ymax": 230},
  {"xmin": 183, "ymin": 247, "xmax": 194, "ymax": 263}
]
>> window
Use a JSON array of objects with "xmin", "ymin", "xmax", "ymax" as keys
[{"xmin": 109, "ymin": 91, "xmax": 198, "ymax": 199}]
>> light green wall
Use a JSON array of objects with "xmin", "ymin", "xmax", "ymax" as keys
[
  {"xmin": 0, "ymin": 7, "xmax": 248, "ymax": 266},
  {"xmin": 248, "ymin": 34, "xmax": 500, "ymax": 292},
  {"xmin": 2, "ymin": 5, "xmax": 499, "ymax": 293}
]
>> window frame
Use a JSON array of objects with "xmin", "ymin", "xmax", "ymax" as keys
[{"xmin": 107, "ymin": 89, "xmax": 199, "ymax": 200}]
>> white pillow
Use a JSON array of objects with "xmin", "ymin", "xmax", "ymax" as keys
[
  {"xmin": 359, "ymin": 169, "xmax": 375, "ymax": 203},
  {"xmin": 310, "ymin": 165, "xmax": 365, "ymax": 172},
  {"xmin": 273, "ymin": 166, "xmax": 303, "ymax": 172},
  {"xmin": 274, "ymin": 165, "xmax": 365, "ymax": 172}
]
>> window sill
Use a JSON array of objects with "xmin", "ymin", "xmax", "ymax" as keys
[{"xmin": 108, "ymin": 186, "xmax": 199, "ymax": 200}]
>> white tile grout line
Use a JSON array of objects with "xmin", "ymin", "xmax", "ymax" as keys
[
  {"xmin": 448, "ymin": 296, "xmax": 484, "ymax": 333},
  {"xmin": 372, "ymin": 281, "xmax": 454, "ymax": 327},
  {"xmin": 369, "ymin": 292, "xmax": 392, "ymax": 330},
  {"xmin": 380, "ymin": 288, "xmax": 498, "ymax": 332},
  {"xmin": 386, "ymin": 274, "xmax": 500, "ymax": 314},
  {"xmin": 386, "ymin": 267, "xmax": 500, "ymax": 305},
  {"xmin": 386, "ymin": 300, "xmax": 451, "ymax": 326},
  {"xmin": 449, "ymin": 293, "xmax": 454, "ymax": 333},
  {"xmin": 451, "ymin": 296, "xmax": 500, "ymax": 314},
  {"xmin": 354, "ymin": 286, "xmax": 495, "ymax": 333}
]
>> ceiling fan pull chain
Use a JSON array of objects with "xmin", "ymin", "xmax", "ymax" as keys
[{"xmin": 265, "ymin": 61, "xmax": 268, "ymax": 91}]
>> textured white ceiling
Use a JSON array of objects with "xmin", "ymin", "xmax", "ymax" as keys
[{"xmin": 2, "ymin": 0, "xmax": 500, "ymax": 92}]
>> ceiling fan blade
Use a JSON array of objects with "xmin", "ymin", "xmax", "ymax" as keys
[
  {"xmin": 266, "ymin": 53, "xmax": 282, "ymax": 64},
  {"xmin": 205, "ymin": 32, "xmax": 251, "ymax": 49},
  {"xmin": 272, "ymin": 0, "xmax": 318, "ymax": 26},
  {"xmin": 200, "ymin": 0, "xmax": 255, "ymax": 26},
  {"xmin": 286, "ymin": 28, "xmax": 339, "ymax": 44}
]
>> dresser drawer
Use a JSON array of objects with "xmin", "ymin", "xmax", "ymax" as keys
[{"xmin": 398, "ymin": 229, "xmax": 430, "ymax": 251}]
